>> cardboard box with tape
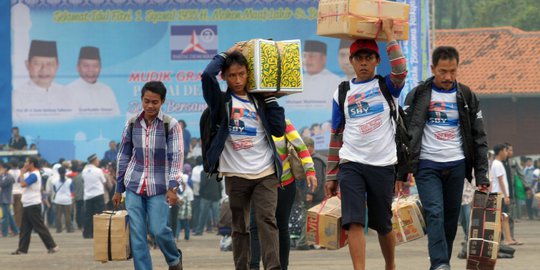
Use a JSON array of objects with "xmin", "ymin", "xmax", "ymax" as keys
[
  {"xmin": 317, "ymin": 0, "xmax": 409, "ymax": 40},
  {"xmin": 306, "ymin": 196, "xmax": 348, "ymax": 250}
]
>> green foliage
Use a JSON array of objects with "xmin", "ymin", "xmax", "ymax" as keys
[{"xmin": 434, "ymin": 0, "xmax": 540, "ymax": 31}]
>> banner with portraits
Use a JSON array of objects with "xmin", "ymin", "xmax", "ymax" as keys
[{"xmin": 5, "ymin": 0, "xmax": 430, "ymax": 161}]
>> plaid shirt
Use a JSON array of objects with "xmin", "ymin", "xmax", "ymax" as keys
[{"xmin": 116, "ymin": 110, "xmax": 184, "ymax": 196}]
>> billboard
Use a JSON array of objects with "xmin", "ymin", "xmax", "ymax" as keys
[{"xmin": 5, "ymin": 0, "xmax": 429, "ymax": 161}]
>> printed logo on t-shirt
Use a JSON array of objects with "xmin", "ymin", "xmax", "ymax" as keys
[
  {"xmin": 231, "ymin": 138, "xmax": 254, "ymax": 151},
  {"xmin": 347, "ymin": 87, "xmax": 384, "ymax": 118},
  {"xmin": 359, "ymin": 116, "xmax": 382, "ymax": 134},
  {"xmin": 434, "ymin": 130, "xmax": 457, "ymax": 141},
  {"xmin": 427, "ymin": 101, "xmax": 459, "ymax": 127},
  {"xmin": 229, "ymin": 107, "xmax": 257, "ymax": 136}
]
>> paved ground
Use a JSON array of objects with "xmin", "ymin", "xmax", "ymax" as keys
[{"xmin": 0, "ymin": 219, "xmax": 538, "ymax": 269}]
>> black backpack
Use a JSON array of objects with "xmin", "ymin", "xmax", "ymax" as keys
[
  {"xmin": 200, "ymin": 107, "xmax": 217, "ymax": 174},
  {"xmin": 337, "ymin": 75, "xmax": 410, "ymax": 172}
]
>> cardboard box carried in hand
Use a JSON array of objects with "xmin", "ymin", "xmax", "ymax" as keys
[
  {"xmin": 239, "ymin": 39, "xmax": 303, "ymax": 95},
  {"xmin": 317, "ymin": 0, "xmax": 409, "ymax": 40},
  {"xmin": 466, "ymin": 191, "xmax": 502, "ymax": 270},
  {"xmin": 391, "ymin": 196, "xmax": 426, "ymax": 245},
  {"xmin": 94, "ymin": 210, "xmax": 131, "ymax": 262},
  {"xmin": 306, "ymin": 196, "xmax": 348, "ymax": 250}
]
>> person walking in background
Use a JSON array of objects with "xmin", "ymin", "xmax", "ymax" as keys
[
  {"xmin": 82, "ymin": 154, "xmax": 106, "ymax": 239},
  {"xmin": 70, "ymin": 160, "xmax": 85, "ymax": 230},
  {"xmin": 12, "ymin": 157, "xmax": 59, "ymax": 255},
  {"xmin": 176, "ymin": 180, "xmax": 193, "ymax": 242},
  {"xmin": 8, "ymin": 160, "xmax": 23, "ymax": 229},
  {"xmin": 295, "ymin": 136, "xmax": 326, "ymax": 250},
  {"xmin": 1, "ymin": 161, "xmax": 19, "ymax": 237},
  {"xmin": 52, "ymin": 167, "xmax": 74, "ymax": 233}
]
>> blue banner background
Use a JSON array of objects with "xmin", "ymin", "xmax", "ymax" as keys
[{"xmin": 5, "ymin": 0, "xmax": 429, "ymax": 162}]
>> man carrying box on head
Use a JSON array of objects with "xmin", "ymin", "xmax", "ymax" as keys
[
  {"xmin": 402, "ymin": 46, "xmax": 490, "ymax": 270},
  {"xmin": 325, "ymin": 19, "xmax": 408, "ymax": 270},
  {"xmin": 201, "ymin": 44, "xmax": 286, "ymax": 270}
]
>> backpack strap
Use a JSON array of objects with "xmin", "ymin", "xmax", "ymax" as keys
[
  {"xmin": 375, "ymin": 75, "xmax": 398, "ymax": 122},
  {"xmin": 337, "ymin": 81, "xmax": 351, "ymax": 130},
  {"xmin": 129, "ymin": 114, "xmax": 172, "ymax": 145},
  {"xmin": 162, "ymin": 114, "xmax": 172, "ymax": 142}
]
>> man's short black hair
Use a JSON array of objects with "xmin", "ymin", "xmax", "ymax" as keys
[
  {"xmin": 526, "ymin": 157, "xmax": 533, "ymax": 162},
  {"xmin": 28, "ymin": 156, "xmax": 40, "ymax": 168},
  {"xmin": 12, "ymin": 126, "xmax": 19, "ymax": 131},
  {"xmin": 221, "ymin": 51, "xmax": 249, "ymax": 75},
  {"xmin": 432, "ymin": 46, "xmax": 460, "ymax": 66},
  {"xmin": 178, "ymin": 120, "xmax": 187, "ymax": 128},
  {"xmin": 141, "ymin": 81, "xmax": 167, "ymax": 101},
  {"xmin": 493, "ymin": 144, "xmax": 507, "ymax": 156}
]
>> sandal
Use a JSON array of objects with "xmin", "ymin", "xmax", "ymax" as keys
[{"xmin": 507, "ymin": 241, "xmax": 524, "ymax": 246}]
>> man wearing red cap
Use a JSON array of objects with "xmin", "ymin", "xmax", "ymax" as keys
[{"xmin": 325, "ymin": 19, "xmax": 408, "ymax": 270}]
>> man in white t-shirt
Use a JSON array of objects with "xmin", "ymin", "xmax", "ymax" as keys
[
  {"xmin": 82, "ymin": 154, "xmax": 106, "ymax": 239},
  {"xmin": 325, "ymin": 20, "xmax": 407, "ymax": 270},
  {"xmin": 491, "ymin": 144, "xmax": 521, "ymax": 245},
  {"xmin": 201, "ymin": 44, "xmax": 286, "ymax": 270}
]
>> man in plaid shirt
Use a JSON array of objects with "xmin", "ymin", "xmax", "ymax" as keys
[{"xmin": 113, "ymin": 81, "xmax": 184, "ymax": 270}]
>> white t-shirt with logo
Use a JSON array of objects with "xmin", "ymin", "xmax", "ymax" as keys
[
  {"xmin": 219, "ymin": 94, "xmax": 274, "ymax": 174},
  {"xmin": 420, "ymin": 87, "xmax": 465, "ymax": 162},
  {"xmin": 490, "ymin": 159, "xmax": 509, "ymax": 197},
  {"xmin": 336, "ymin": 78, "xmax": 397, "ymax": 166}
]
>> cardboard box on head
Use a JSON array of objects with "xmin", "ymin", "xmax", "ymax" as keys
[{"xmin": 317, "ymin": 0, "xmax": 410, "ymax": 40}]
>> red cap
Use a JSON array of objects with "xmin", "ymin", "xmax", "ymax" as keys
[{"xmin": 350, "ymin": 39, "xmax": 379, "ymax": 57}]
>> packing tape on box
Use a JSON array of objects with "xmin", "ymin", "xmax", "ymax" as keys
[{"xmin": 318, "ymin": 0, "xmax": 407, "ymax": 39}]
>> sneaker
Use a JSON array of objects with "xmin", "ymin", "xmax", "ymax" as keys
[
  {"xmin": 48, "ymin": 246, "xmax": 60, "ymax": 254},
  {"xmin": 434, "ymin": 264, "xmax": 450, "ymax": 270}
]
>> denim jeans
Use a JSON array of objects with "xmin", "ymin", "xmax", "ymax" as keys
[
  {"xmin": 458, "ymin": 203, "xmax": 471, "ymax": 240},
  {"xmin": 177, "ymin": 219, "xmax": 190, "ymax": 240},
  {"xmin": 415, "ymin": 162, "xmax": 465, "ymax": 270},
  {"xmin": 125, "ymin": 190, "xmax": 181, "ymax": 270},
  {"xmin": 195, "ymin": 198, "xmax": 220, "ymax": 234},
  {"xmin": 1, "ymin": 203, "xmax": 19, "ymax": 236}
]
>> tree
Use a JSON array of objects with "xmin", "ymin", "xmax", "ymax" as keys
[{"xmin": 434, "ymin": 0, "xmax": 540, "ymax": 31}]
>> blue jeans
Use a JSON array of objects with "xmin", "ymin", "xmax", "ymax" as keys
[
  {"xmin": 415, "ymin": 162, "xmax": 465, "ymax": 270},
  {"xmin": 195, "ymin": 198, "xmax": 220, "ymax": 234},
  {"xmin": 459, "ymin": 203, "xmax": 471, "ymax": 240},
  {"xmin": 1, "ymin": 204, "xmax": 19, "ymax": 236},
  {"xmin": 125, "ymin": 190, "xmax": 180, "ymax": 270},
  {"xmin": 177, "ymin": 219, "xmax": 190, "ymax": 240}
]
